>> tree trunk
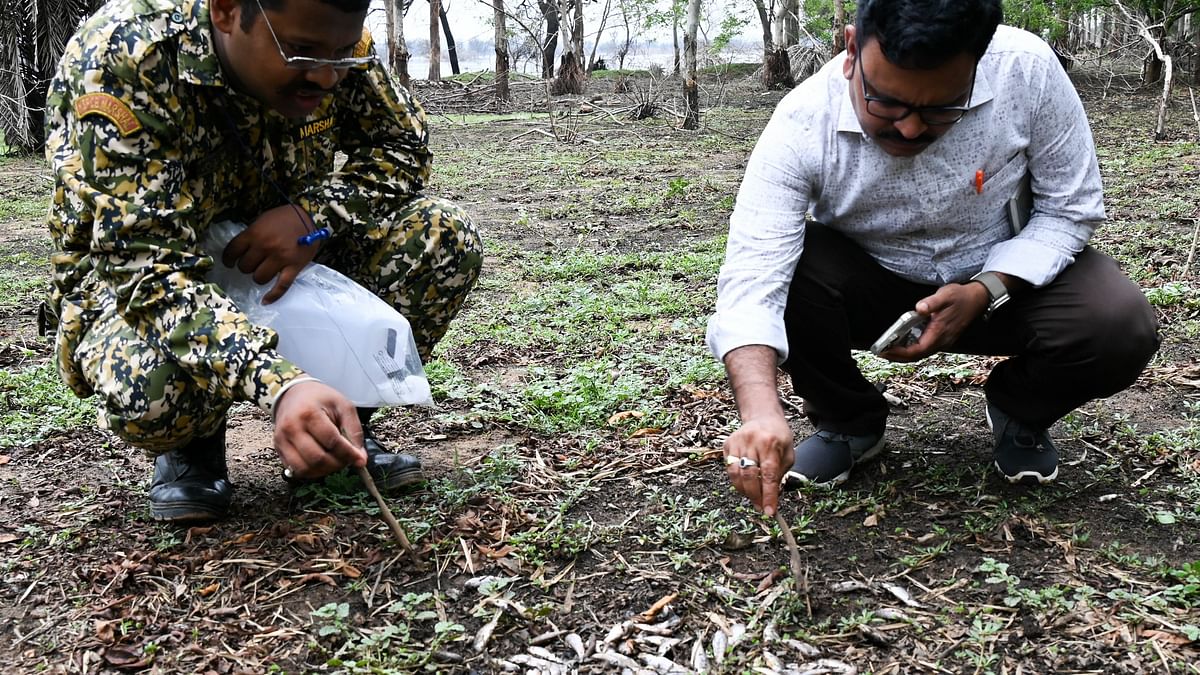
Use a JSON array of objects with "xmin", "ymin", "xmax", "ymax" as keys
[
  {"xmin": 682, "ymin": 0, "xmax": 700, "ymax": 130},
  {"xmin": 428, "ymin": 0, "xmax": 441, "ymax": 80},
  {"xmin": 833, "ymin": 0, "xmax": 846, "ymax": 54},
  {"xmin": 572, "ymin": 0, "xmax": 585, "ymax": 62},
  {"xmin": 387, "ymin": 0, "xmax": 411, "ymax": 88},
  {"xmin": 552, "ymin": 0, "xmax": 585, "ymax": 93},
  {"xmin": 672, "ymin": 12, "xmax": 680, "ymax": 76},
  {"xmin": 439, "ymin": 6, "xmax": 460, "ymax": 75},
  {"xmin": 763, "ymin": 3, "xmax": 793, "ymax": 89},
  {"xmin": 751, "ymin": 0, "xmax": 772, "ymax": 76},
  {"xmin": 783, "ymin": 0, "xmax": 799, "ymax": 46},
  {"xmin": 539, "ymin": 0, "xmax": 559, "ymax": 78},
  {"xmin": 494, "ymin": 0, "xmax": 509, "ymax": 102}
]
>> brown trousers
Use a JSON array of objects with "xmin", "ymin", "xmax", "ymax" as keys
[{"xmin": 782, "ymin": 225, "xmax": 1160, "ymax": 434}]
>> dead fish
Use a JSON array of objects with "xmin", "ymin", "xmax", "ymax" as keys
[
  {"xmin": 527, "ymin": 645, "xmax": 564, "ymax": 663},
  {"xmin": 831, "ymin": 580, "xmax": 870, "ymax": 593},
  {"xmin": 727, "ymin": 623, "xmax": 747, "ymax": 647},
  {"xmin": 593, "ymin": 649, "xmax": 641, "ymax": 670},
  {"xmin": 508, "ymin": 653, "xmax": 563, "ymax": 673},
  {"xmin": 473, "ymin": 609, "xmax": 503, "ymax": 652},
  {"xmin": 604, "ymin": 620, "xmax": 633, "ymax": 645},
  {"xmin": 784, "ymin": 639, "xmax": 821, "ymax": 657},
  {"xmin": 691, "ymin": 631, "xmax": 709, "ymax": 671},
  {"xmin": 796, "ymin": 658, "xmax": 858, "ymax": 675},
  {"xmin": 640, "ymin": 653, "xmax": 691, "ymax": 674},
  {"xmin": 711, "ymin": 630, "xmax": 728, "ymax": 664},
  {"xmin": 565, "ymin": 633, "xmax": 586, "ymax": 659},
  {"xmin": 882, "ymin": 583, "xmax": 922, "ymax": 608},
  {"xmin": 875, "ymin": 607, "xmax": 909, "ymax": 622}
]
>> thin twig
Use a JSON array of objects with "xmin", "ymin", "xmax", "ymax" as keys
[
  {"xmin": 355, "ymin": 466, "xmax": 418, "ymax": 565},
  {"xmin": 773, "ymin": 511, "xmax": 804, "ymax": 591}
]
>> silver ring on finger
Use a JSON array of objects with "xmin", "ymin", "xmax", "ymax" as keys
[
  {"xmin": 283, "ymin": 466, "xmax": 295, "ymax": 479},
  {"xmin": 739, "ymin": 457, "xmax": 758, "ymax": 469}
]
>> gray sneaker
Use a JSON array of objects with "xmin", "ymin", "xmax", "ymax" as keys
[
  {"xmin": 782, "ymin": 429, "xmax": 886, "ymax": 489},
  {"xmin": 986, "ymin": 401, "xmax": 1058, "ymax": 484}
]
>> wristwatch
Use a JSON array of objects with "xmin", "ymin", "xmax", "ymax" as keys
[{"xmin": 970, "ymin": 271, "xmax": 1011, "ymax": 320}]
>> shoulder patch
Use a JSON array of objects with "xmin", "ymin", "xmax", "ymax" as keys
[
  {"xmin": 73, "ymin": 93, "xmax": 142, "ymax": 136},
  {"xmin": 353, "ymin": 29, "xmax": 373, "ymax": 59}
]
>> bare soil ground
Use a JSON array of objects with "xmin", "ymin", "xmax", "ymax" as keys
[{"xmin": 1, "ymin": 72, "xmax": 1198, "ymax": 674}]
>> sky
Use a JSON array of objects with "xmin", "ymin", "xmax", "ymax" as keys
[{"xmin": 365, "ymin": 0, "xmax": 763, "ymax": 73}]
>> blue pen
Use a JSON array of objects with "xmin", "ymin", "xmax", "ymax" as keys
[{"xmin": 297, "ymin": 227, "xmax": 331, "ymax": 246}]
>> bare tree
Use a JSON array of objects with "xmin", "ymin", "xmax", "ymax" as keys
[
  {"xmin": 682, "ymin": 0, "xmax": 700, "ymax": 129},
  {"xmin": 551, "ymin": 0, "xmax": 584, "ymax": 93},
  {"xmin": 755, "ymin": 0, "xmax": 794, "ymax": 89},
  {"xmin": 428, "ymin": 0, "xmax": 442, "ymax": 80},
  {"xmin": 438, "ymin": 5, "xmax": 461, "ymax": 75},
  {"xmin": 1117, "ymin": 0, "xmax": 1174, "ymax": 139},
  {"xmin": 493, "ymin": 0, "xmax": 510, "ymax": 101},
  {"xmin": 833, "ymin": 0, "xmax": 846, "ymax": 53},
  {"xmin": 385, "ymin": 0, "xmax": 412, "ymax": 88},
  {"xmin": 587, "ymin": 0, "xmax": 613, "ymax": 71}
]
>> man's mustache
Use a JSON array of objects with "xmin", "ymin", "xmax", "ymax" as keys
[{"xmin": 877, "ymin": 131, "xmax": 937, "ymax": 146}]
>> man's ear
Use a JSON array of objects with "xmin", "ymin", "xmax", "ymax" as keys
[
  {"xmin": 843, "ymin": 25, "xmax": 857, "ymax": 80},
  {"xmin": 210, "ymin": 0, "xmax": 242, "ymax": 34}
]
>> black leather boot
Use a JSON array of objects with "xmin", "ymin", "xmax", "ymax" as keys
[
  {"xmin": 148, "ymin": 422, "xmax": 232, "ymax": 523},
  {"xmin": 358, "ymin": 408, "xmax": 424, "ymax": 492}
]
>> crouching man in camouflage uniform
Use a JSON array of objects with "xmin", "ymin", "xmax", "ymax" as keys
[{"xmin": 44, "ymin": 0, "xmax": 483, "ymax": 523}]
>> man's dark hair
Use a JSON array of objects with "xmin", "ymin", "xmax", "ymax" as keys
[
  {"xmin": 856, "ymin": 0, "xmax": 1002, "ymax": 69},
  {"xmin": 239, "ymin": 0, "xmax": 371, "ymax": 32}
]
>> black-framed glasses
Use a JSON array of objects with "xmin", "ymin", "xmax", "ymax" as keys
[
  {"xmin": 254, "ymin": 0, "xmax": 376, "ymax": 70},
  {"xmin": 857, "ymin": 56, "xmax": 974, "ymax": 126}
]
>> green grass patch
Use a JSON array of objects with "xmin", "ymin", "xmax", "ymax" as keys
[
  {"xmin": 0, "ymin": 361, "xmax": 96, "ymax": 448},
  {"xmin": 0, "ymin": 196, "xmax": 48, "ymax": 221},
  {"xmin": 436, "ymin": 111, "xmax": 543, "ymax": 125},
  {"xmin": 0, "ymin": 252, "xmax": 48, "ymax": 311},
  {"xmin": 700, "ymin": 62, "xmax": 760, "ymax": 78},
  {"xmin": 589, "ymin": 68, "xmax": 651, "ymax": 79}
]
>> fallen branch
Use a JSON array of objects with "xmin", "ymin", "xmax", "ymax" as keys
[
  {"xmin": 773, "ymin": 511, "xmax": 804, "ymax": 590},
  {"xmin": 356, "ymin": 466, "xmax": 418, "ymax": 565}
]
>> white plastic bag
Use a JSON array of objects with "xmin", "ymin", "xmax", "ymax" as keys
[{"xmin": 201, "ymin": 221, "xmax": 432, "ymax": 408}]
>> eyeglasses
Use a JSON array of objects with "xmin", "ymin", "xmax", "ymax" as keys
[
  {"xmin": 857, "ymin": 56, "xmax": 974, "ymax": 126},
  {"xmin": 254, "ymin": 0, "xmax": 376, "ymax": 70}
]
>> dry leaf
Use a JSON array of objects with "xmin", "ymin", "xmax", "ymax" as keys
[
  {"xmin": 290, "ymin": 533, "xmax": 322, "ymax": 552},
  {"xmin": 102, "ymin": 646, "xmax": 149, "ymax": 669},
  {"xmin": 0, "ymin": 533, "xmax": 18, "ymax": 544},
  {"xmin": 607, "ymin": 410, "xmax": 644, "ymax": 425},
  {"xmin": 338, "ymin": 563, "xmax": 362, "ymax": 579},
  {"xmin": 629, "ymin": 427, "xmax": 663, "ymax": 438},
  {"xmin": 197, "ymin": 582, "xmax": 220, "ymax": 597},
  {"xmin": 863, "ymin": 513, "xmax": 879, "ymax": 527},
  {"xmin": 231, "ymin": 533, "xmax": 255, "ymax": 545},
  {"xmin": 95, "ymin": 619, "xmax": 117, "ymax": 642},
  {"xmin": 0, "ymin": 455, "xmax": 10, "ymax": 465}
]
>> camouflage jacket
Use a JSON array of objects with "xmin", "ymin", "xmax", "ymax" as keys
[{"xmin": 45, "ymin": 0, "xmax": 431, "ymax": 411}]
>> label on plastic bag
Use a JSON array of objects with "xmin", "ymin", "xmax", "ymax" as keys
[{"xmin": 200, "ymin": 221, "xmax": 432, "ymax": 407}]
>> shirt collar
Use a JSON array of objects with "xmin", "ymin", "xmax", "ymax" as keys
[
  {"xmin": 836, "ymin": 56, "xmax": 997, "ymax": 134},
  {"xmin": 178, "ymin": 0, "xmax": 226, "ymax": 87}
]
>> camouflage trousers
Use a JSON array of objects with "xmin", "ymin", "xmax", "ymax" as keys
[{"xmin": 74, "ymin": 197, "xmax": 482, "ymax": 453}]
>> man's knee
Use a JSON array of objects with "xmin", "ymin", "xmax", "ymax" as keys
[
  {"xmin": 91, "ymin": 360, "xmax": 228, "ymax": 454},
  {"xmin": 1076, "ymin": 283, "xmax": 1160, "ymax": 392}
]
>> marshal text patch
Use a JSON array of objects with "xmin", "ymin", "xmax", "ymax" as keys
[
  {"xmin": 298, "ymin": 117, "xmax": 336, "ymax": 140},
  {"xmin": 73, "ymin": 93, "xmax": 142, "ymax": 136}
]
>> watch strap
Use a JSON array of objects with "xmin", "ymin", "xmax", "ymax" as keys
[{"xmin": 970, "ymin": 271, "xmax": 1010, "ymax": 319}]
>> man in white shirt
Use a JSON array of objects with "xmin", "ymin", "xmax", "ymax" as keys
[{"xmin": 707, "ymin": 0, "xmax": 1159, "ymax": 516}]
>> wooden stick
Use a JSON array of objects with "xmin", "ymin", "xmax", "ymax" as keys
[
  {"xmin": 773, "ymin": 511, "xmax": 804, "ymax": 589},
  {"xmin": 356, "ymin": 465, "xmax": 418, "ymax": 564}
]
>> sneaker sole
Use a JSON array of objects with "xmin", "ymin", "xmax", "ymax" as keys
[
  {"xmin": 150, "ymin": 501, "xmax": 228, "ymax": 523},
  {"xmin": 986, "ymin": 405, "xmax": 1059, "ymax": 485},
  {"xmin": 995, "ymin": 463, "xmax": 1059, "ymax": 485},
  {"xmin": 783, "ymin": 436, "xmax": 887, "ymax": 488}
]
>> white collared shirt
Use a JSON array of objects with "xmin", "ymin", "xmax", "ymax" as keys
[{"xmin": 706, "ymin": 25, "xmax": 1104, "ymax": 364}]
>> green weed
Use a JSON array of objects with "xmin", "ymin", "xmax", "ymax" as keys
[
  {"xmin": 0, "ymin": 197, "xmax": 48, "ymax": 221},
  {"xmin": 0, "ymin": 361, "xmax": 95, "ymax": 448}
]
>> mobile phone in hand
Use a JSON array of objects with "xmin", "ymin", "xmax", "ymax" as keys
[{"xmin": 870, "ymin": 310, "xmax": 929, "ymax": 355}]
